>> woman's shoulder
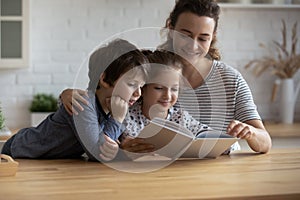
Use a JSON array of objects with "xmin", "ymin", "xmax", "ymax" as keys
[
  {"xmin": 213, "ymin": 60, "xmax": 240, "ymax": 75},
  {"xmin": 209, "ymin": 60, "xmax": 245, "ymax": 82}
]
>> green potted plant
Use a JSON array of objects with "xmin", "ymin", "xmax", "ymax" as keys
[
  {"xmin": 0, "ymin": 104, "xmax": 5, "ymax": 131},
  {"xmin": 30, "ymin": 93, "xmax": 58, "ymax": 126},
  {"xmin": 0, "ymin": 102, "xmax": 12, "ymax": 150}
]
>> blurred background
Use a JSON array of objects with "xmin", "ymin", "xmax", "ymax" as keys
[{"xmin": 0, "ymin": 0, "xmax": 299, "ymax": 129}]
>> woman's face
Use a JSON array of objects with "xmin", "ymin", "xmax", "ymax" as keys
[{"xmin": 171, "ymin": 12, "xmax": 215, "ymax": 64}]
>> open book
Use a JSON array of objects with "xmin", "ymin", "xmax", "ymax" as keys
[{"xmin": 137, "ymin": 118, "xmax": 239, "ymax": 159}]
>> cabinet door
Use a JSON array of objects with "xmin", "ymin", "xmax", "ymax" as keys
[{"xmin": 0, "ymin": 0, "xmax": 29, "ymax": 68}]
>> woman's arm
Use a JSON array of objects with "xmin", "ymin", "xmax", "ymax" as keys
[
  {"xmin": 60, "ymin": 88, "xmax": 89, "ymax": 115},
  {"xmin": 231, "ymin": 72, "xmax": 272, "ymax": 153},
  {"xmin": 227, "ymin": 119, "xmax": 272, "ymax": 153}
]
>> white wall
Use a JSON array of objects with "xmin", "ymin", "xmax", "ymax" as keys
[{"xmin": 0, "ymin": 0, "xmax": 299, "ymax": 129}]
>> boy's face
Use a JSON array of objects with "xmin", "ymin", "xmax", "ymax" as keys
[
  {"xmin": 142, "ymin": 68, "xmax": 180, "ymax": 113},
  {"xmin": 112, "ymin": 69, "xmax": 145, "ymax": 106}
]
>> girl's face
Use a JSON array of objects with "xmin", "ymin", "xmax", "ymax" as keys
[
  {"xmin": 170, "ymin": 12, "xmax": 215, "ymax": 65},
  {"xmin": 112, "ymin": 69, "xmax": 145, "ymax": 106},
  {"xmin": 142, "ymin": 68, "xmax": 180, "ymax": 115}
]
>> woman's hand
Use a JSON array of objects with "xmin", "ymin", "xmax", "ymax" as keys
[
  {"xmin": 227, "ymin": 120, "xmax": 254, "ymax": 140},
  {"xmin": 99, "ymin": 134, "xmax": 119, "ymax": 161},
  {"xmin": 227, "ymin": 119, "xmax": 272, "ymax": 153},
  {"xmin": 60, "ymin": 89, "xmax": 89, "ymax": 115}
]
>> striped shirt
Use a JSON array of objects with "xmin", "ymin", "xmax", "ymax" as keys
[{"xmin": 176, "ymin": 60, "xmax": 261, "ymax": 133}]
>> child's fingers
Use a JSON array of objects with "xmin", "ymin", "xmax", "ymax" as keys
[
  {"xmin": 100, "ymin": 135, "xmax": 119, "ymax": 156},
  {"xmin": 99, "ymin": 153, "xmax": 114, "ymax": 161},
  {"xmin": 99, "ymin": 144, "xmax": 118, "ymax": 159},
  {"xmin": 121, "ymin": 137, "xmax": 146, "ymax": 148},
  {"xmin": 101, "ymin": 140, "xmax": 118, "ymax": 154},
  {"xmin": 127, "ymin": 143, "xmax": 155, "ymax": 153},
  {"xmin": 103, "ymin": 134, "xmax": 116, "ymax": 143}
]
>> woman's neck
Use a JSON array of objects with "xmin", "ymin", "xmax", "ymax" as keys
[{"xmin": 183, "ymin": 58, "xmax": 213, "ymax": 89}]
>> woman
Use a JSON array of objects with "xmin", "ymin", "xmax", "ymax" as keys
[{"xmin": 61, "ymin": 0, "xmax": 271, "ymax": 153}]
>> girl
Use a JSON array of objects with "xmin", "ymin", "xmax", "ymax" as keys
[{"xmin": 120, "ymin": 50, "xmax": 213, "ymax": 154}]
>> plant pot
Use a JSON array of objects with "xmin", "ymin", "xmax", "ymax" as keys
[
  {"xmin": 0, "ymin": 126, "xmax": 12, "ymax": 152},
  {"xmin": 279, "ymin": 78, "xmax": 300, "ymax": 124},
  {"xmin": 0, "ymin": 126, "xmax": 12, "ymax": 140},
  {"xmin": 31, "ymin": 112, "xmax": 52, "ymax": 127}
]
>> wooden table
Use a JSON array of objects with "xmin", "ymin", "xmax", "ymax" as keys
[{"xmin": 1, "ymin": 148, "xmax": 300, "ymax": 200}]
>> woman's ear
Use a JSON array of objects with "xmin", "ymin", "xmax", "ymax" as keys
[
  {"xmin": 99, "ymin": 73, "xmax": 110, "ymax": 88},
  {"xmin": 168, "ymin": 22, "xmax": 175, "ymax": 39}
]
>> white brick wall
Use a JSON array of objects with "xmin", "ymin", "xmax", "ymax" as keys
[{"xmin": 0, "ymin": 0, "xmax": 299, "ymax": 129}]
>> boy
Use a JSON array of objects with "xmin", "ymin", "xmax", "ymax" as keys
[{"xmin": 2, "ymin": 39, "xmax": 148, "ymax": 162}]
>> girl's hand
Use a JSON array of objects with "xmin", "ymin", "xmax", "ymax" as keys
[
  {"xmin": 60, "ymin": 89, "xmax": 88, "ymax": 115},
  {"xmin": 120, "ymin": 137, "xmax": 155, "ymax": 153},
  {"xmin": 227, "ymin": 120, "xmax": 254, "ymax": 140},
  {"xmin": 99, "ymin": 135, "xmax": 119, "ymax": 161}
]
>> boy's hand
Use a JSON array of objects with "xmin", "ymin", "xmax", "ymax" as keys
[
  {"xmin": 99, "ymin": 135, "xmax": 119, "ymax": 161},
  {"xmin": 61, "ymin": 89, "xmax": 89, "ymax": 115},
  {"xmin": 108, "ymin": 96, "xmax": 128, "ymax": 123}
]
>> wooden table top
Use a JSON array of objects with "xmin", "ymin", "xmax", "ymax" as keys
[
  {"xmin": 1, "ymin": 148, "xmax": 300, "ymax": 200},
  {"xmin": 1, "ymin": 122, "xmax": 299, "ymax": 141}
]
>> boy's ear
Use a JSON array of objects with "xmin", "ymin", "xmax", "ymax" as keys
[{"xmin": 99, "ymin": 73, "xmax": 110, "ymax": 88}]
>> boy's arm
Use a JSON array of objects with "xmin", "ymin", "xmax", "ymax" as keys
[
  {"xmin": 99, "ymin": 134, "xmax": 119, "ymax": 161},
  {"xmin": 59, "ymin": 88, "xmax": 89, "ymax": 115},
  {"xmin": 73, "ymin": 94, "xmax": 124, "ymax": 161}
]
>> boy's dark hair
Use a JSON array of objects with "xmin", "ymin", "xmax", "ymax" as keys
[{"xmin": 88, "ymin": 39, "xmax": 148, "ymax": 91}]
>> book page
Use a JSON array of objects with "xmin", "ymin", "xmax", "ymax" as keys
[
  {"xmin": 196, "ymin": 130, "xmax": 234, "ymax": 139},
  {"xmin": 137, "ymin": 118, "xmax": 194, "ymax": 158},
  {"xmin": 151, "ymin": 118, "xmax": 194, "ymax": 138}
]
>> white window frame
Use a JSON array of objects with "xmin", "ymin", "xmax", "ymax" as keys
[{"xmin": 0, "ymin": 0, "xmax": 29, "ymax": 69}]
